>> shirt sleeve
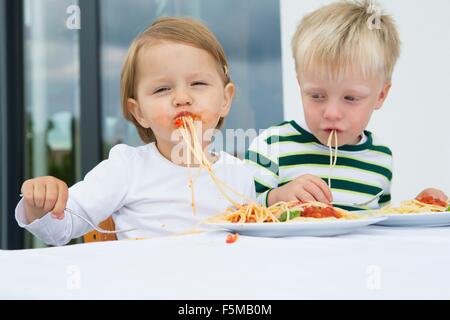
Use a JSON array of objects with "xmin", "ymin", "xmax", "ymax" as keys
[
  {"xmin": 245, "ymin": 128, "xmax": 280, "ymax": 205},
  {"xmin": 15, "ymin": 144, "xmax": 132, "ymax": 246},
  {"xmin": 379, "ymin": 153, "xmax": 393, "ymax": 207}
]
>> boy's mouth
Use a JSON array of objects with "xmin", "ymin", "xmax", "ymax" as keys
[{"xmin": 322, "ymin": 128, "xmax": 343, "ymax": 134}]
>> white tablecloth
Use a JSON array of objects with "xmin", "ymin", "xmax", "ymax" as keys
[{"xmin": 1, "ymin": 226, "xmax": 450, "ymax": 299}]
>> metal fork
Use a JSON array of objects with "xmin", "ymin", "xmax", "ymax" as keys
[
  {"xmin": 63, "ymin": 207, "xmax": 135, "ymax": 234},
  {"xmin": 333, "ymin": 190, "xmax": 383, "ymax": 207},
  {"xmin": 20, "ymin": 194, "xmax": 135, "ymax": 234}
]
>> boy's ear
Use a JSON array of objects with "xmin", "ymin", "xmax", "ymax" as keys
[
  {"xmin": 220, "ymin": 82, "xmax": 235, "ymax": 117},
  {"xmin": 374, "ymin": 82, "xmax": 392, "ymax": 110},
  {"xmin": 127, "ymin": 98, "xmax": 150, "ymax": 128}
]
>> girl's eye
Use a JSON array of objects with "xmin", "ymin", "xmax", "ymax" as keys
[
  {"xmin": 154, "ymin": 87, "xmax": 170, "ymax": 94},
  {"xmin": 311, "ymin": 93, "xmax": 325, "ymax": 100},
  {"xmin": 192, "ymin": 81, "xmax": 207, "ymax": 86}
]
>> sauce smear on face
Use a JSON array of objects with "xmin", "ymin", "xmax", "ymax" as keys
[{"xmin": 174, "ymin": 112, "xmax": 200, "ymax": 128}]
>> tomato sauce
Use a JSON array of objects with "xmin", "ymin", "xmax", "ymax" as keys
[
  {"xmin": 416, "ymin": 195, "xmax": 448, "ymax": 208},
  {"xmin": 225, "ymin": 233, "xmax": 239, "ymax": 244},
  {"xmin": 173, "ymin": 112, "xmax": 200, "ymax": 128},
  {"xmin": 302, "ymin": 206, "xmax": 343, "ymax": 219}
]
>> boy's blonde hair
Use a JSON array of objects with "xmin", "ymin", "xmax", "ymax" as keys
[
  {"xmin": 121, "ymin": 17, "xmax": 231, "ymax": 143},
  {"xmin": 292, "ymin": 0, "xmax": 400, "ymax": 82}
]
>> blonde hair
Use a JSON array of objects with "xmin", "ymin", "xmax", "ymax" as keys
[
  {"xmin": 121, "ymin": 17, "xmax": 231, "ymax": 143},
  {"xmin": 292, "ymin": 0, "xmax": 401, "ymax": 82}
]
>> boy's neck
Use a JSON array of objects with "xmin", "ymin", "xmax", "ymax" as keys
[{"xmin": 351, "ymin": 134, "xmax": 364, "ymax": 145}]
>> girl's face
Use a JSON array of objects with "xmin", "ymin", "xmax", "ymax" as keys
[
  {"xmin": 127, "ymin": 41, "xmax": 234, "ymax": 151},
  {"xmin": 298, "ymin": 71, "xmax": 391, "ymax": 146}
]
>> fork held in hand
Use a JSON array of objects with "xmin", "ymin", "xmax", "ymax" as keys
[
  {"xmin": 63, "ymin": 207, "xmax": 135, "ymax": 234},
  {"xmin": 19, "ymin": 194, "xmax": 135, "ymax": 234},
  {"xmin": 333, "ymin": 190, "xmax": 384, "ymax": 207}
]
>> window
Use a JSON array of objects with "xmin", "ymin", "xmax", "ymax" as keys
[{"xmin": 23, "ymin": 0, "xmax": 81, "ymax": 248}]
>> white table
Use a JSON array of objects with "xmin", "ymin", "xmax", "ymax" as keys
[{"xmin": 1, "ymin": 226, "xmax": 450, "ymax": 299}]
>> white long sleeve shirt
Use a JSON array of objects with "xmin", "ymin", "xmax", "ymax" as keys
[{"xmin": 15, "ymin": 143, "xmax": 256, "ymax": 246}]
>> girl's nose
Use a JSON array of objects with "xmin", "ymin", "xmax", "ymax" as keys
[{"xmin": 173, "ymin": 89, "xmax": 193, "ymax": 107}]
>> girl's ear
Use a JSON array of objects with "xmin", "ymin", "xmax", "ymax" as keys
[
  {"xmin": 127, "ymin": 98, "xmax": 150, "ymax": 128},
  {"xmin": 374, "ymin": 82, "xmax": 392, "ymax": 110},
  {"xmin": 220, "ymin": 82, "xmax": 235, "ymax": 117}
]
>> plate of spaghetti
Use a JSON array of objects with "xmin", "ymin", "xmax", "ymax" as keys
[
  {"xmin": 205, "ymin": 201, "xmax": 385, "ymax": 237},
  {"xmin": 370, "ymin": 196, "xmax": 450, "ymax": 227}
]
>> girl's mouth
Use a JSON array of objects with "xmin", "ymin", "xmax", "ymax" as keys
[{"xmin": 174, "ymin": 112, "xmax": 200, "ymax": 128}]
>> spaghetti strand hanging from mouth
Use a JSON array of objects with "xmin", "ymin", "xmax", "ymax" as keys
[
  {"xmin": 176, "ymin": 115, "xmax": 254, "ymax": 214},
  {"xmin": 327, "ymin": 130, "xmax": 338, "ymax": 189}
]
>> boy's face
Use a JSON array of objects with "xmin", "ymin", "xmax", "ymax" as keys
[
  {"xmin": 127, "ymin": 41, "xmax": 234, "ymax": 149},
  {"xmin": 298, "ymin": 71, "xmax": 391, "ymax": 146}
]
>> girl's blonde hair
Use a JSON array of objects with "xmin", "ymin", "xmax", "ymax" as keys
[
  {"xmin": 292, "ymin": 0, "xmax": 401, "ymax": 82},
  {"xmin": 121, "ymin": 17, "xmax": 231, "ymax": 143}
]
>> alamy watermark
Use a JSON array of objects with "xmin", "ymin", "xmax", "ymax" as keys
[
  {"xmin": 66, "ymin": 265, "xmax": 81, "ymax": 290},
  {"xmin": 367, "ymin": 3, "xmax": 382, "ymax": 30},
  {"xmin": 366, "ymin": 265, "xmax": 382, "ymax": 290},
  {"xmin": 169, "ymin": 121, "xmax": 280, "ymax": 176},
  {"xmin": 66, "ymin": 5, "xmax": 81, "ymax": 30}
]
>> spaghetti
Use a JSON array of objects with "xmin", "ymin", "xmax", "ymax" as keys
[
  {"xmin": 327, "ymin": 130, "xmax": 338, "ymax": 189},
  {"xmin": 208, "ymin": 200, "xmax": 362, "ymax": 224},
  {"xmin": 376, "ymin": 196, "xmax": 449, "ymax": 215},
  {"xmin": 174, "ymin": 114, "xmax": 253, "ymax": 215}
]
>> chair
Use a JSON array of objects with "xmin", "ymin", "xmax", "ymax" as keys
[{"xmin": 83, "ymin": 216, "xmax": 117, "ymax": 243}]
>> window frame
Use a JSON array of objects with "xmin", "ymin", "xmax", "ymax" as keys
[
  {"xmin": 79, "ymin": 0, "xmax": 102, "ymax": 178},
  {"xmin": 0, "ymin": 0, "xmax": 25, "ymax": 250},
  {"xmin": 0, "ymin": 0, "xmax": 102, "ymax": 249}
]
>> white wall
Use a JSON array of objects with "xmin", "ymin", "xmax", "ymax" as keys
[{"xmin": 280, "ymin": 0, "xmax": 450, "ymax": 203}]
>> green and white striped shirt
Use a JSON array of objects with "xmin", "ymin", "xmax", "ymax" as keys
[{"xmin": 245, "ymin": 121, "xmax": 393, "ymax": 211}]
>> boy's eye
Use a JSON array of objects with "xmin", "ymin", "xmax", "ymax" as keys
[{"xmin": 344, "ymin": 96, "xmax": 358, "ymax": 102}]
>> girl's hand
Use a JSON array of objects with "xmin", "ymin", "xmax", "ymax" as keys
[
  {"xmin": 20, "ymin": 176, "xmax": 69, "ymax": 224},
  {"xmin": 268, "ymin": 174, "xmax": 332, "ymax": 206},
  {"xmin": 415, "ymin": 188, "xmax": 448, "ymax": 207}
]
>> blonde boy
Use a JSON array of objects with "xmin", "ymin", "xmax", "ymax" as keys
[{"xmin": 246, "ymin": 1, "xmax": 447, "ymax": 209}]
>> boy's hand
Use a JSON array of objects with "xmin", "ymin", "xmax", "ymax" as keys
[
  {"xmin": 267, "ymin": 174, "xmax": 332, "ymax": 206},
  {"xmin": 415, "ymin": 188, "xmax": 448, "ymax": 204},
  {"xmin": 21, "ymin": 176, "xmax": 69, "ymax": 224}
]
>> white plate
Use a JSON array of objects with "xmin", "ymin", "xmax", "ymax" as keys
[
  {"xmin": 369, "ymin": 211, "xmax": 450, "ymax": 227},
  {"xmin": 205, "ymin": 217, "xmax": 386, "ymax": 237}
]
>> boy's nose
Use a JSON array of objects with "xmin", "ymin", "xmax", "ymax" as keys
[
  {"xmin": 173, "ymin": 89, "xmax": 193, "ymax": 107},
  {"xmin": 323, "ymin": 102, "xmax": 343, "ymax": 121}
]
